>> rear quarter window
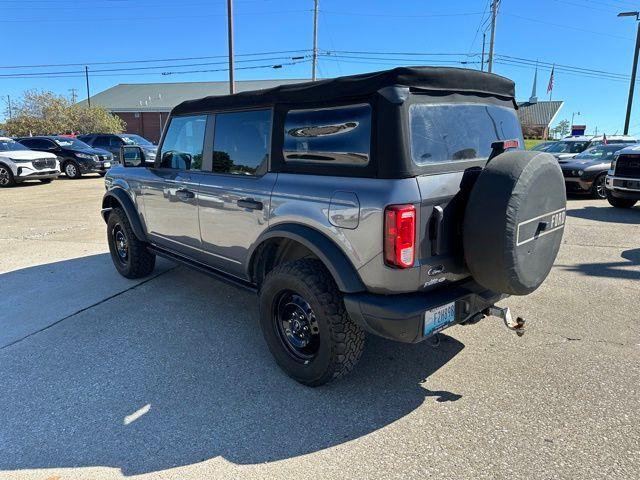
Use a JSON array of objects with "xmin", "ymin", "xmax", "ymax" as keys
[
  {"xmin": 283, "ymin": 104, "xmax": 371, "ymax": 166},
  {"xmin": 410, "ymin": 103, "xmax": 523, "ymax": 165}
]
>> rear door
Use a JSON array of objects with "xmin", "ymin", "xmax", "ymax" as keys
[
  {"xmin": 142, "ymin": 114, "xmax": 207, "ymax": 255},
  {"xmin": 197, "ymin": 109, "xmax": 276, "ymax": 277}
]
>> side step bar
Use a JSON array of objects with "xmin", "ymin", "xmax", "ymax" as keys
[{"xmin": 147, "ymin": 245, "xmax": 258, "ymax": 293}]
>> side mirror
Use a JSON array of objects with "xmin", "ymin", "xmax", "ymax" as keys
[{"xmin": 121, "ymin": 145, "xmax": 146, "ymax": 167}]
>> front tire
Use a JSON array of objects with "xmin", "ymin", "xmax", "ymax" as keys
[
  {"xmin": 606, "ymin": 190, "xmax": 637, "ymax": 208},
  {"xmin": 107, "ymin": 207, "xmax": 156, "ymax": 278},
  {"xmin": 259, "ymin": 259, "xmax": 365, "ymax": 386},
  {"xmin": 591, "ymin": 173, "xmax": 607, "ymax": 199},
  {"xmin": 64, "ymin": 161, "xmax": 81, "ymax": 179},
  {"xmin": 0, "ymin": 165, "xmax": 16, "ymax": 187}
]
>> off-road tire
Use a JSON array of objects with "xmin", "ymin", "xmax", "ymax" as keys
[
  {"xmin": 64, "ymin": 161, "xmax": 81, "ymax": 179},
  {"xmin": 259, "ymin": 259, "xmax": 365, "ymax": 386},
  {"xmin": 0, "ymin": 165, "xmax": 16, "ymax": 187},
  {"xmin": 39, "ymin": 178, "xmax": 53, "ymax": 184},
  {"xmin": 591, "ymin": 173, "xmax": 607, "ymax": 199},
  {"xmin": 107, "ymin": 207, "xmax": 156, "ymax": 278},
  {"xmin": 606, "ymin": 190, "xmax": 637, "ymax": 208}
]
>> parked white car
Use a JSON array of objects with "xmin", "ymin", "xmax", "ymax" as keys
[{"xmin": 0, "ymin": 137, "xmax": 60, "ymax": 187}]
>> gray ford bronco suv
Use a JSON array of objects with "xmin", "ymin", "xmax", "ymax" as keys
[{"xmin": 102, "ymin": 67, "xmax": 566, "ymax": 386}]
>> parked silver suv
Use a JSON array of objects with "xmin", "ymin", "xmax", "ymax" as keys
[{"xmin": 102, "ymin": 67, "xmax": 567, "ymax": 385}]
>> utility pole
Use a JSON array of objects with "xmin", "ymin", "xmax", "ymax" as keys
[
  {"xmin": 227, "ymin": 0, "xmax": 235, "ymax": 94},
  {"xmin": 618, "ymin": 11, "xmax": 640, "ymax": 135},
  {"xmin": 312, "ymin": 0, "xmax": 319, "ymax": 81},
  {"xmin": 6, "ymin": 95, "xmax": 11, "ymax": 119},
  {"xmin": 69, "ymin": 88, "xmax": 78, "ymax": 103},
  {"xmin": 488, "ymin": 0, "xmax": 499, "ymax": 73},
  {"xmin": 481, "ymin": 32, "xmax": 486, "ymax": 71},
  {"xmin": 85, "ymin": 66, "xmax": 91, "ymax": 107}
]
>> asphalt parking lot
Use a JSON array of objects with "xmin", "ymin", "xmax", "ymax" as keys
[{"xmin": 1, "ymin": 177, "xmax": 638, "ymax": 480}]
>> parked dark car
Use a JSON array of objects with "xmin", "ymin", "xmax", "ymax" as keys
[
  {"xmin": 558, "ymin": 143, "xmax": 635, "ymax": 199},
  {"xmin": 16, "ymin": 136, "xmax": 113, "ymax": 179},
  {"xmin": 530, "ymin": 141, "xmax": 557, "ymax": 152},
  {"xmin": 78, "ymin": 133, "xmax": 157, "ymax": 164}
]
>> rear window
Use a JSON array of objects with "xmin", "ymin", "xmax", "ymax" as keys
[{"xmin": 409, "ymin": 103, "xmax": 523, "ymax": 165}]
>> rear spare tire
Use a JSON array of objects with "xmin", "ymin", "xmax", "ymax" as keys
[{"xmin": 463, "ymin": 151, "xmax": 566, "ymax": 295}]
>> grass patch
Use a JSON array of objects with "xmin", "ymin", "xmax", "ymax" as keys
[{"xmin": 524, "ymin": 139, "xmax": 546, "ymax": 150}]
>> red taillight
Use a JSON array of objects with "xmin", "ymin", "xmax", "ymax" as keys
[{"xmin": 384, "ymin": 204, "xmax": 416, "ymax": 268}]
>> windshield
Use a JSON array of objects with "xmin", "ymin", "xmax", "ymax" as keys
[
  {"xmin": 409, "ymin": 103, "xmax": 523, "ymax": 165},
  {"xmin": 575, "ymin": 145, "xmax": 624, "ymax": 160},
  {"xmin": 53, "ymin": 138, "xmax": 92, "ymax": 149},
  {"xmin": 546, "ymin": 141, "xmax": 589, "ymax": 153},
  {"xmin": 120, "ymin": 134, "xmax": 153, "ymax": 146},
  {"xmin": 0, "ymin": 138, "xmax": 30, "ymax": 152}
]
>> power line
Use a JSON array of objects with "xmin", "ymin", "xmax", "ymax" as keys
[
  {"xmin": 0, "ymin": 50, "xmax": 310, "ymax": 70},
  {"xmin": 0, "ymin": 56, "xmax": 303, "ymax": 78},
  {"xmin": 502, "ymin": 12, "xmax": 634, "ymax": 40},
  {"xmin": 0, "ymin": 59, "xmax": 308, "ymax": 80}
]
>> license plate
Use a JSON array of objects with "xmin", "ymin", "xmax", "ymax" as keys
[
  {"xmin": 103, "ymin": 162, "xmax": 111, "ymax": 168},
  {"xmin": 424, "ymin": 302, "xmax": 456, "ymax": 337}
]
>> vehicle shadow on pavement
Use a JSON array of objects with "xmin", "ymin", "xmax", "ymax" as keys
[
  {"xmin": 566, "ymin": 204, "xmax": 639, "ymax": 223},
  {"xmin": 562, "ymin": 247, "xmax": 640, "ymax": 280},
  {"xmin": 0, "ymin": 262, "xmax": 464, "ymax": 477}
]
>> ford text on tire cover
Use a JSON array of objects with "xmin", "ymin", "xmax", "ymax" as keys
[{"xmin": 100, "ymin": 67, "xmax": 566, "ymax": 386}]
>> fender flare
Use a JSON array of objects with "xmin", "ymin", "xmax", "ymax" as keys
[
  {"xmin": 101, "ymin": 188, "xmax": 147, "ymax": 242},
  {"xmin": 248, "ymin": 223, "xmax": 366, "ymax": 293}
]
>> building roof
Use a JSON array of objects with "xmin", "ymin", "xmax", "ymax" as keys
[
  {"xmin": 80, "ymin": 79, "xmax": 309, "ymax": 112},
  {"xmin": 173, "ymin": 66, "xmax": 517, "ymax": 115},
  {"xmin": 517, "ymin": 100, "xmax": 564, "ymax": 127}
]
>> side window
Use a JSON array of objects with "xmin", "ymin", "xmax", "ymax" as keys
[
  {"xmin": 212, "ymin": 109, "xmax": 272, "ymax": 175},
  {"xmin": 283, "ymin": 104, "xmax": 371, "ymax": 166},
  {"xmin": 23, "ymin": 138, "xmax": 54, "ymax": 150},
  {"xmin": 93, "ymin": 136, "xmax": 110, "ymax": 148},
  {"xmin": 159, "ymin": 115, "xmax": 207, "ymax": 170},
  {"xmin": 109, "ymin": 137, "xmax": 123, "ymax": 148}
]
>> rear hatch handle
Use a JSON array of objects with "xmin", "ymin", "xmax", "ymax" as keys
[{"xmin": 429, "ymin": 205, "xmax": 444, "ymax": 256}]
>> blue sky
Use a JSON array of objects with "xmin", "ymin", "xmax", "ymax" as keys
[{"xmin": 1, "ymin": 0, "xmax": 640, "ymax": 135}]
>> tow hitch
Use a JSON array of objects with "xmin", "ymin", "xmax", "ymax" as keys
[{"xmin": 484, "ymin": 306, "xmax": 526, "ymax": 337}]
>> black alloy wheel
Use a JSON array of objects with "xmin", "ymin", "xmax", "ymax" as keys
[
  {"xmin": 274, "ymin": 290, "xmax": 321, "ymax": 361},
  {"xmin": 112, "ymin": 223, "xmax": 129, "ymax": 265}
]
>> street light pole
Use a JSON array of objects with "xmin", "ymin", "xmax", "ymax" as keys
[
  {"xmin": 227, "ymin": 0, "xmax": 235, "ymax": 94},
  {"xmin": 571, "ymin": 111, "xmax": 580, "ymax": 128},
  {"xmin": 618, "ymin": 11, "xmax": 640, "ymax": 135}
]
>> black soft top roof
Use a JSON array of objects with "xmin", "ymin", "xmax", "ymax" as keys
[{"xmin": 172, "ymin": 66, "xmax": 516, "ymax": 115}]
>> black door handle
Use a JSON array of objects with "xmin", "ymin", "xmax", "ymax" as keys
[
  {"xmin": 429, "ymin": 205, "xmax": 444, "ymax": 256},
  {"xmin": 176, "ymin": 188, "xmax": 195, "ymax": 200},
  {"xmin": 237, "ymin": 198, "xmax": 263, "ymax": 210}
]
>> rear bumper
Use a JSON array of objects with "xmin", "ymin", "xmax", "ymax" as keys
[
  {"xmin": 344, "ymin": 281, "xmax": 507, "ymax": 343},
  {"xmin": 605, "ymin": 175, "xmax": 640, "ymax": 199}
]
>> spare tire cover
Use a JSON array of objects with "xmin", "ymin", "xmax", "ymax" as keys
[{"xmin": 463, "ymin": 150, "xmax": 566, "ymax": 295}]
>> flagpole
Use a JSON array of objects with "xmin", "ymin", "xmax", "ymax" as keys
[{"xmin": 547, "ymin": 65, "xmax": 554, "ymax": 139}]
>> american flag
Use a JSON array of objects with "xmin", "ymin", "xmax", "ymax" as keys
[{"xmin": 547, "ymin": 65, "xmax": 555, "ymax": 94}]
